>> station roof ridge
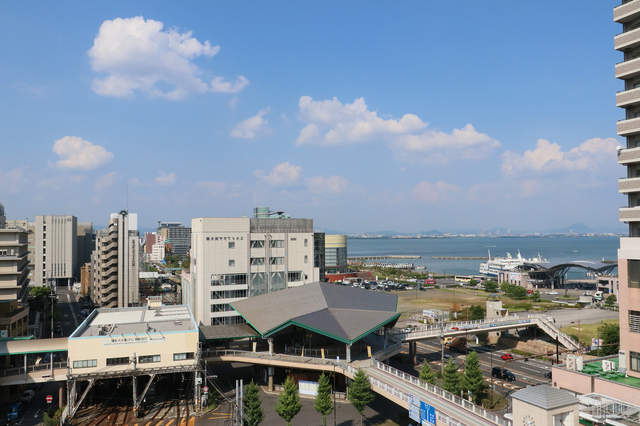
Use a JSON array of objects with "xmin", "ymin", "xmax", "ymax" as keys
[{"xmin": 230, "ymin": 282, "xmax": 399, "ymax": 344}]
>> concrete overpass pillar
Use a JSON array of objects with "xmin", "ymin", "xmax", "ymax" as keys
[
  {"xmin": 268, "ymin": 367, "xmax": 274, "ymax": 391},
  {"xmin": 24, "ymin": 355, "xmax": 27, "ymax": 379},
  {"xmin": 268, "ymin": 338, "xmax": 273, "ymax": 355},
  {"xmin": 58, "ymin": 381, "xmax": 66, "ymax": 408},
  {"xmin": 346, "ymin": 344, "xmax": 351, "ymax": 363},
  {"xmin": 384, "ymin": 328, "xmax": 389, "ymax": 349}
]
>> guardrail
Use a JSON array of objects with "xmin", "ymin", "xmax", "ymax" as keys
[
  {"xmin": 371, "ymin": 360, "xmax": 512, "ymax": 426},
  {"xmin": 392, "ymin": 314, "xmax": 523, "ymax": 335},
  {"xmin": 2, "ymin": 362, "xmax": 67, "ymax": 378},
  {"xmin": 202, "ymin": 349, "xmax": 345, "ymax": 367}
]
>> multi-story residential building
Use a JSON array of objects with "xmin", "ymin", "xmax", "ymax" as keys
[
  {"xmin": 157, "ymin": 222, "xmax": 191, "ymax": 256},
  {"xmin": 0, "ymin": 203, "xmax": 30, "ymax": 338},
  {"xmin": 615, "ymin": 0, "xmax": 640, "ymax": 378},
  {"xmin": 184, "ymin": 208, "xmax": 322, "ymax": 326},
  {"xmin": 145, "ymin": 232, "xmax": 157, "ymax": 254},
  {"xmin": 6, "ymin": 216, "xmax": 93, "ymax": 288},
  {"xmin": 151, "ymin": 236, "xmax": 166, "ymax": 263},
  {"xmin": 91, "ymin": 212, "xmax": 139, "ymax": 308},
  {"xmin": 325, "ymin": 234, "xmax": 348, "ymax": 275}
]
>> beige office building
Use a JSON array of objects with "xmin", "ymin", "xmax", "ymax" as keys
[
  {"xmin": 91, "ymin": 212, "xmax": 140, "ymax": 308},
  {"xmin": 185, "ymin": 209, "xmax": 321, "ymax": 326},
  {"xmin": 615, "ymin": 0, "xmax": 640, "ymax": 378}
]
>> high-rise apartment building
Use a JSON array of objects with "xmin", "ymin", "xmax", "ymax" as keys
[
  {"xmin": 615, "ymin": 0, "xmax": 640, "ymax": 378},
  {"xmin": 0, "ymin": 202, "xmax": 30, "ymax": 337},
  {"xmin": 184, "ymin": 208, "xmax": 322, "ymax": 326},
  {"xmin": 91, "ymin": 212, "xmax": 139, "ymax": 308},
  {"xmin": 157, "ymin": 222, "xmax": 191, "ymax": 256},
  {"xmin": 6, "ymin": 216, "xmax": 93, "ymax": 288}
]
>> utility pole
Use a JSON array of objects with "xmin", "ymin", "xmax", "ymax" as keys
[{"xmin": 132, "ymin": 352, "xmax": 137, "ymax": 417}]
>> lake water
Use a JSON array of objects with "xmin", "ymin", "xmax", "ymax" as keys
[{"xmin": 347, "ymin": 236, "xmax": 620, "ymax": 277}]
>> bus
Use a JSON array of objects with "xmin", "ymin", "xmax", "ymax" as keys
[{"xmin": 594, "ymin": 291, "xmax": 604, "ymax": 301}]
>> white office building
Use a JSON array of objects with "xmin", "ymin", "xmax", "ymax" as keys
[{"xmin": 184, "ymin": 208, "xmax": 321, "ymax": 326}]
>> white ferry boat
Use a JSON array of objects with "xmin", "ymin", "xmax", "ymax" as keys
[{"xmin": 479, "ymin": 250, "xmax": 548, "ymax": 277}]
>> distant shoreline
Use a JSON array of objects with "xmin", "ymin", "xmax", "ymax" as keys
[{"xmin": 347, "ymin": 234, "xmax": 624, "ymax": 239}]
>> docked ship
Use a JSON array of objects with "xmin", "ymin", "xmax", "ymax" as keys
[{"xmin": 479, "ymin": 250, "xmax": 548, "ymax": 277}]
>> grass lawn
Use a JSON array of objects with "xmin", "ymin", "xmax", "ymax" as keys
[
  {"xmin": 560, "ymin": 319, "xmax": 619, "ymax": 346},
  {"xmin": 394, "ymin": 287, "xmax": 556, "ymax": 320}
]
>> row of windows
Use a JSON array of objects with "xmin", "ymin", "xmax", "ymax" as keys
[
  {"xmin": 211, "ymin": 304, "xmax": 235, "ymax": 312},
  {"xmin": 73, "ymin": 353, "xmax": 193, "ymax": 368},
  {"xmin": 211, "ymin": 274, "xmax": 248, "ymax": 286},
  {"xmin": 211, "ymin": 316, "xmax": 246, "ymax": 326},
  {"xmin": 249, "ymin": 239, "xmax": 308, "ymax": 248},
  {"xmin": 630, "ymin": 260, "xmax": 640, "ymax": 288},
  {"xmin": 211, "ymin": 289, "xmax": 248, "ymax": 299},
  {"xmin": 631, "ymin": 351, "xmax": 640, "ymax": 373}
]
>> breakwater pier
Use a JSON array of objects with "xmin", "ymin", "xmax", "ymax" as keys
[
  {"xmin": 347, "ymin": 255, "xmax": 421, "ymax": 260},
  {"xmin": 433, "ymin": 256, "xmax": 488, "ymax": 260}
]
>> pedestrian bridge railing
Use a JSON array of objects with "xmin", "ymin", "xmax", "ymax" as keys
[{"xmin": 370, "ymin": 360, "xmax": 513, "ymax": 426}]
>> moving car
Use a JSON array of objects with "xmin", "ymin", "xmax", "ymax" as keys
[
  {"xmin": 491, "ymin": 367, "xmax": 515, "ymax": 381},
  {"xmin": 6, "ymin": 402, "xmax": 22, "ymax": 420},
  {"xmin": 547, "ymin": 291, "xmax": 558, "ymax": 295},
  {"xmin": 20, "ymin": 390, "xmax": 34, "ymax": 403},
  {"xmin": 443, "ymin": 354, "xmax": 457, "ymax": 364},
  {"xmin": 501, "ymin": 353, "xmax": 514, "ymax": 360}
]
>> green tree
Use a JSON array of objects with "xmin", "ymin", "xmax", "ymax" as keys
[
  {"xmin": 419, "ymin": 361, "xmax": 436, "ymax": 385},
  {"xmin": 483, "ymin": 280, "xmax": 498, "ymax": 293},
  {"xmin": 442, "ymin": 358, "xmax": 460, "ymax": 395},
  {"xmin": 243, "ymin": 380, "xmax": 264, "ymax": 426},
  {"xmin": 530, "ymin": 291, "xmax": 541, "ymax": 302},
  {"xmin": 469, "ymin": 305, "xmax": 485, "ymax": 321},
  {"xmin": 348, "ymin": 369, "xmax": 375, "ymax": 426},
  {"xmin": 274, "ymin": 376, "xmax": 301, "ymax": 426},
  {"xmin": 500, "ymin": 281, "xmax": 512, "ymax": 294},
  {"xmin": 598, "ymin": 323, "xmax": 620, "ymax": 356},
  {"xmin": 605, "ymin": 294, "xmax": 617, "ymax": 307},
  {"xmin": 462, "ymin": 351, "xmax": 485, "ymax": 404},
  {"xmin": 314, "ymin": 373, "xmax": 333, "ymax": 426},
  {"xmin": 510, "ymin": 286, "xmax": 527, "ymax": 300},
  {"xmin": 469, "ymin": 279, "xmax": 478, "ymax": 287}
]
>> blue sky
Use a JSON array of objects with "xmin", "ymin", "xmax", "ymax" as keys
[{"xmin": 0, "ymin": 1, "xmax": 627, "ymax": 233}]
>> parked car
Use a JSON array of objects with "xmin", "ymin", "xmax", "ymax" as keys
[
  {"xmin": 20, "ymin": 390, "xmax": 34, "ymax": 403},
  {"xmin": 6, "ymin": 402, "xmax": 22, "ymax": 420},
  {"xmin": 491, "ymin": 367, "xmax": 515, "ymax": 381},
  {"xmin": 544, "ymin": 371, "xmax": 552, "ymax": 379},
  {"xmin": 501, "ymin": 353, "xmax": 514, "ymax": 360}
]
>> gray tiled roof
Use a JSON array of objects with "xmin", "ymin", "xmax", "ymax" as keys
[
  {"xmin": 511, "ymin": 386, "xmax": 579, "ymax": 410},
  {"xmin": 230, "ymin": 282, "xmax": 399, "ymax": 344}
]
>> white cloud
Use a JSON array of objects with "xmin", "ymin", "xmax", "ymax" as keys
[
  {"xmin": 0, "ymin": 168, "xmax": 27, "ymax": 193},
  {"xmin": 88, "ymin": 16, "xmax": 248, "ymax": 100},
  {"xmin": 154, "ymin": 172, "xmax": 176, "ymax": 186},
  {"xmin": 501, "ymin": 137, "xmax": 618, "ymax": 175},
  {"xmin": 412, "ymin": 180, "xmax": 459, "ymax": 203},
  {"xmin": 94, "ymin": 172, "xmax": 120, "ymax": 191},
  {"xmin": 394, "ymin": 124, "xmax": 501, "ymax": 162},
  {"xmin": 295, "ymin": 96, "xmax": 500, "ymax": 163},
  {"xmin": 230, "ymin": 108, "xmax": 271, "ymax": 139},
  {"xmin": 255, "ymin": 162, "xmax": 301, "ymax": 186},
  {"xmin": 307, "ymin": 175, "xmax": 349, "ymax": 194},
  {"xmin": 198, "ymin": 180, "xmax": 227, "ymax": 195},
  {"xmin": 52, "ymin": 136, "xmax": 113, "ymax": 170},
  {"xmin": 296, "ymin": 96, "xmax": 426, "ymax": 145}
]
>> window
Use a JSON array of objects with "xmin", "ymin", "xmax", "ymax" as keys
[
  {"xmin": 229, "ymin": 259, "xmax": 235, "ymax": 267},
  {"xmin": 288, "ymin": 271, "xmax": 302, "ymax": 282},
  {"xmin": 211, "ymin": 304, "xmax": 234, "ymax": 312},
  {"xmin": 270, "ymin": 257, "xmax": 284, "ymax": 265},
  {"xmin": 211, "ymin": 274, "xmax": 247, "ymax": 286},
  {"xmin": 72, "ymin": 359, "xmax": 96, "ymax": 369},
  {"xmin": 304, "ymin": 255, "xmax": 308, "ymax": 264},
  {"xmin": 106, "ymin": 357, "xmax": 129, "ymax": 366},
  {"xmin": 291, "ymin": 238, "xmax": 297, "ymax": 241},
  {"xmin": 632, "ymin": 351, "xmax": 640, "ymax": 372},
  {"xmin": 250, "ymin": 240, "xmax": 264, "ymax": 249},
  {"xmin": 629, "ymin": 260, "xmax": 640, "ymax": 288},
  {"xmin": 250, "ymin": 257, "xmax": 264, "ymax": 266},
  {"xmin": 211, "ymin": 289, "xmax": 247, "ymax": 299},
  {"xmin": 173, "ymin": 352, "xmax": 195, "ymax": 361},
  {"xmin": 139, "ymin": 355, "xmax": 161, "ymax": 363},
  {"xmin": 211, "ymin": 316, "xmax": 246, "ymax": 325},
  {"xmin": 304, "ymin": 239, "xmax": 308, "ymax": 247},
  {"xmin": 269, "ymin": 240, "xmax": 284, "ymax": 248},
  {"xmin": 228, "ymin": 242, "xmax": 235, "ymax": 249},
  {"xmin": 630, "ymin": 310, "xmax": 640, "ymax": 333}
]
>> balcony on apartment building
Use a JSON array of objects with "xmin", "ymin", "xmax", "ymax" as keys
[
  {"xmin": 615, "ymin": 0, "xmax": 640, "ymax": 23},
  {"xmin": 616, "ymin": 56, "xmax": 640, "ymax": 80},
  {"xmin": 617, "ymin": 87, "xmax": 640, "ymax": 108},
  {"xmin": 620, "ymin": 205, "xmax": 640, "ymax": 221},
  {"xmin": 619, "ymin": 176, "xmax": 640, "ymax": 193},
  {"xmin": 618, "ymin": 116, "xmax": 640, "ymax": 135},
  {"xmin": 616, "ymin": 26, "xmax": 640, "ymax": 51},
  {"xmin": 618, "ymin": 146, "xmax": 640, "ymax": 164}
]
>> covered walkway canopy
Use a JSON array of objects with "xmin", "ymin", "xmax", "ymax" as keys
[
  {"xmin": 514, "ymin": 260, "xmax": 617, "ymax": 287},
  {"xmin": 231, "ymin": 282, "xmax": 400, "ymax": 345},
  {"xmin": 0, "ymin": 336, "xmax": 67, "ymax": 356}
]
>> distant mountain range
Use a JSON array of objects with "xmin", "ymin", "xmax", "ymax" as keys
[{"xmin": 319, "ymin": 222, "xmax": 627, "ymax": 236}]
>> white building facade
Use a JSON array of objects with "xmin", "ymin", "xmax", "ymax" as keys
[{"xmin": 185, "ymin": 213, "xmax": 320, "ymax": 326}]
